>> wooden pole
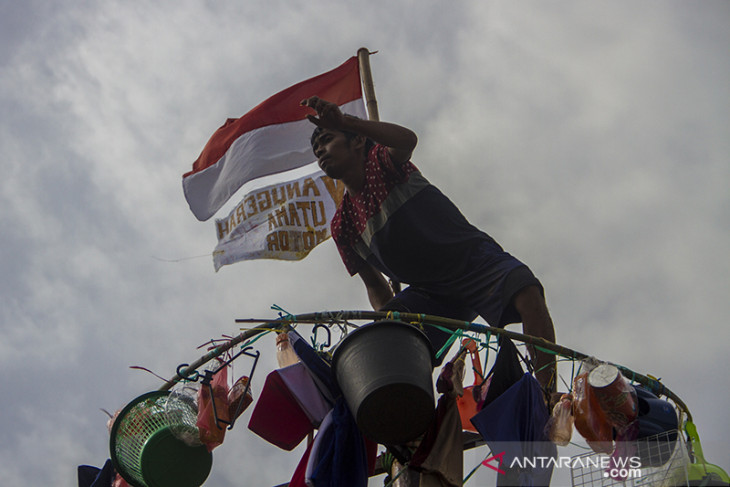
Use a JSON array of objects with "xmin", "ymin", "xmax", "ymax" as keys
[
  {"xmin": 357, "ymin": 47, "xmax": 379, "ymax": 121},
  {"xmin": 356, "ymin": 47, "xmax": 402, "ymax": 294},
  {"xmin": 233, "ymin": 310, "xmax": 693, "ymax": 421}
]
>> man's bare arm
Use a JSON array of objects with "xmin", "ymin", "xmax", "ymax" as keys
[
  {"xmin": 301, "ymin": 96, "xmax": 417, "ymax": 165},
  {"xmin": 358, "ymin": 263, "xmax": 394, "ymax": 311}
]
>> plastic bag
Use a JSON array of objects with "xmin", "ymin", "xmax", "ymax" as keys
[
  {"xmin": 197, "ymin": 362, "xmax": 230, "ymax": 451},
  {"xmin": 166, "ymin": 383, "xmax": 203, "ymax": 446},
  {"xmin": 456, "ymin": 339, "xmax": 483, "ymax": 432},
  {"xmin": 228, "ymin": 375, "xmax": 253, "ymax": 422},
  {"xmin": 437, "ymin": 354, "xmax": 465, "ymax": 397},
  {"xmin": 276, "ymin": 332, "xmax": 300, "ymax": 368},
  {"xmin": 572, "ymin": 372, "xmax": 613, "ymax": 454},
  {"xmin": 547, "ymin": 393, "xmax": 574, "ymax": 446}
]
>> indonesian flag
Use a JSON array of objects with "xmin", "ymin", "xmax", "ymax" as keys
[{"xmin": 183, "ymin": 56, "xmax": 366, "ymax": 221}]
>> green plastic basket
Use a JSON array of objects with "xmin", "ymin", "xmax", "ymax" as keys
[{"xmin": 110, "ymin": 391, "xmax": 213, "ymax": 487}]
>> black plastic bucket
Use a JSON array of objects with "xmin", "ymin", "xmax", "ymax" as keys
[{"xmin": 332, "ymin": 320, "xmax": 435, "ymax": 445}]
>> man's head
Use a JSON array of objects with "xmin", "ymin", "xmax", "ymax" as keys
[
  {"xmin": 310, "ymin": 126, "xmax": 373, "ymax": 182},
  {"xmin": 310, "ymin": 125, "xmax": 375, "ymax": 154}
]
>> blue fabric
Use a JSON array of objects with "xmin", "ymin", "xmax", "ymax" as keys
[
  {"xmin": 289, "ymin": 331, "xmax": 370, "ymax": 486},
  {"xmin": 77, "ymin": 459, "xmax": 114, "ymax": 487},
  {"xmin": 289, "ymin": 329, "xmax": 339, "ymax": 404},
  {"xmin": 471, "ymin": 373, "xmax": 556, "ymax": 486},
  {"xmin": 483, "ymin": 336, "xmax": 525, "ymax": 407},
  {"xmin": 309, "ymin": 398, "xmax": 369, "ymax": 487}
]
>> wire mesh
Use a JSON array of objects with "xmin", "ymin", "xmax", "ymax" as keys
[
  {"xmin": 110, "ymin": 391, "xmax": 203, "ymax": 487},
  {"xmin": 571, "ymin": 430, "xmax": 689, "ymax": 487}
]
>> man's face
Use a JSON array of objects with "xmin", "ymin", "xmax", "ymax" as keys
[{"xmin": 311, "ymin": 128, "xmax": 361, "ymax": 180}]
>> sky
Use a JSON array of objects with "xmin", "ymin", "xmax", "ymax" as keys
[{"xmin": 1, "ymin": 1, "xmax": 728, "ymax": 486}]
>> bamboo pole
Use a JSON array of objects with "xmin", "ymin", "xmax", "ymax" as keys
[
  {"xmin": 158, "ymin": 321, "xmax": 283, "ymax": 391},
  {"xmin": 357, "ymin": 47, "xmax": 379, "ymax": 121},
  {"xmin": 356, "ymin": 47, "xmax": 402, "ymax": 293},
  {"xmin": 160, "ymin": 309, "xmax": 692, "ymax": 422},
  {"xmin": 233, "ymin": 310, "xmax": 693, "ymax": 421}
]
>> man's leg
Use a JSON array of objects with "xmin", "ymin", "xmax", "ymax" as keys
[{"xmin": 513, "ymin": 285, "xmax": 557, "ymax": 396}]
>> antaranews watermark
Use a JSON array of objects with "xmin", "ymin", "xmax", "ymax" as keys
[{"xmin": 483, "ymin": 452, "xmax": 643, "ymax": 480}]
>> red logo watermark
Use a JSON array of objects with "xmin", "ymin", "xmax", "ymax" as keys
[{"xmin": 481, "ymin": 451, "xmax": 506, "ymax": 475}]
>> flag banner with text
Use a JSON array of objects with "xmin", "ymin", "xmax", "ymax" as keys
[{"xmin": 212, "ymin": 163, "xmax": 345, "ymax": 270}]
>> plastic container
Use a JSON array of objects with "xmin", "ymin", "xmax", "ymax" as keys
[
  {"xmin": 587, "ymin": 363, "xmax": 637, "ymax": 429},
  {"xmin": 332, "ymin": 320, "xmax": 435, "ymax": 445},
  {"xmin": 110, "ymin": 391, "xmax": 212, "ymax": 487},
  {"xmin": 276, "ymin": 332, "xmax": 300, "ymax": 368}
]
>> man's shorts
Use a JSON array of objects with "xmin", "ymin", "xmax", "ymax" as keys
[{"xmin": 381, "ymin": 243, "xmax": 543, "ymax": 363}]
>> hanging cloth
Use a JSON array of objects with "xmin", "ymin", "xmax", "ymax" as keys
[
  {"xmin": 248, "ymin": 329, "xmax": 338, "ymax": 450},
  {"xmin": 481, "ymin": 336, "xmax": 525, "ymax": 409},
  {"xmin": 408, "ymin": 347, "xmax": 466, "ymax": 486},
  {"xmin": 279, "ymin": 362, "xmax": 331, "ymax": 427},
  {"xmin": 410, "ymin": 395, "xmax": 464, "ymax": 487},
  {"xmin": 247, "ymin": 368, "xmax": 314, "ymax": 450},
  {"xmin": 288, "ymin": 440, "xmax": 315, "ymax": 487},
  {"xmin": 77, "ymin": 460, "xmax": 114, "ymax": 487},
  {"xmin": 287, "ymin": 328, "xmax": 376, "ymax": 485},
  {"xmin": 289, "ymin": 329, "xmax": 339, "ymax": 404},
  {"xmin": 471, "ymin": 373, "xmax": 556, "ymax": 487},
  {"xmin": 306, "ymin": 398, "xmax": 371, "ymax": 487},
  {"xmin": 305, "ymin": 408, "xmax": 334, "ymax": 484}
]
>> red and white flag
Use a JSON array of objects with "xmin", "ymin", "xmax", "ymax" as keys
[{"xmin": 183, "ymin": 57, "xmax": 365, "ymax": 221}]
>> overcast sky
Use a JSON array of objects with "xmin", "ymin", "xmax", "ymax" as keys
[{"xmin": 1, "ymin": 1, "xmax": 728, "ymax": 486}]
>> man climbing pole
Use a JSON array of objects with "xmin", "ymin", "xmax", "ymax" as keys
[{"xmin": 302, "ymin": 96, "xmax": 556, "ymax": 395}]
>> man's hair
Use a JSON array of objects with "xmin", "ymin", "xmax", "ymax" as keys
[{"xmin": 310, "ymin": 121, "xmax": 375, "ymax": 154}]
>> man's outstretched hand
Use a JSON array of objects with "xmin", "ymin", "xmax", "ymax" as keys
[
  {"xmin": 300, "ymin": 96, "xmax": 347, "ymax": 130},
  {"xmin": 301, "ymin": 95, "xmax": 417, "ymax": 165}
]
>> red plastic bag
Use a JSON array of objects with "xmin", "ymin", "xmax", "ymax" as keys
[
  {"xmin": 456, "ymin": 339, "xmax": 483, "ymax": 432},
  {"xmin": 573, "ymin": 372, "xmax": 613, "ymax": 454},
  {"xmin": 197, "ymin": 363, "xmax": 230, "ymax": 451}
]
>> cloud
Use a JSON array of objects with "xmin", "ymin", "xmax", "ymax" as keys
[{"xmin": 0, "ymin": 1, "xmax": 728, "ymax": 485}]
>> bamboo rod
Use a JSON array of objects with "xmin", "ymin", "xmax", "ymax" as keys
[
  {"xmin": 161, "ymin": 309, "xmax": 693, "ymax": 421},
  {"xmin": 234, "ymin": 310, "xmax": 693, "ymax": 421},
  {"xmin": 357, "ymin": 47, "xmax": 379, "ymax": 121},
  {"xmin": 356, "ymin": 47, "xmax": 402, "ymax": 294},
  {"xmin": 158, "ymin": 321, "xmax": 283, "ymax": 391}
]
